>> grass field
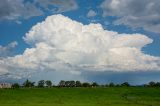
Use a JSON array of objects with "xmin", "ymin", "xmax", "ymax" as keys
[{"xmin": 0, "ymin": 87, "xmax": 160, "ymax": 106}]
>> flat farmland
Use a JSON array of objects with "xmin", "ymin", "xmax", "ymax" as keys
[{"xmin": 0, "ymin": 87, "xmax": 160, "ymax": 106}]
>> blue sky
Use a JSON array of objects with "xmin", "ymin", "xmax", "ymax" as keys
[{"xmin": 0, "ymin": 0, "xmax": 160, "ymax": 85}]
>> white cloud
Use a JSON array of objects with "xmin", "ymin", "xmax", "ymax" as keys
[
  {"xmin": 0, "ymin": 14, "xmax": 160, "ymax": 79},
  {"xmin": 87, "ymin": 10, "xmax": 97, "ymax": 17},
  {"xmin": 101, "ymin": 0, "xmax": 160, "ymax": 33},
  {"xmin": 0, "ymin": 41, "xmax": 18, "ymax": 57}
]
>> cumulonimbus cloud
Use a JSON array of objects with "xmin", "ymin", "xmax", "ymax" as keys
[
  {"xmin": 0, "ymin": 14, "xmax": 160, "ymax": 79},
  {"xmin": 101, "ymin": 0, "xmax": 160, "ymax": 33}
]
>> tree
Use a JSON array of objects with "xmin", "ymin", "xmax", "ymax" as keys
[
  {"xmin": 70, "ymin": 81, "xmax": 76, "ymax": 87},
  {"xmin": 65, "ymin": 81, "xmax": 70, "ymax": 87},
  {"xmin": 105, "ymin": 84, "xmax": 109, "ymax": 87},
  {"xmin": 23, "ymin": 79, "xmax": 35, "ymax": 87},
  {"xmin": 45, "ymin": 80, "xmax": 52, "ymax": 87},
  {"xmin": 38, "ymin": 80, "xmax": 45, "ymax": 87},
  {"xmin": 148, "ymin": 81, "xmax": 160, "ymax": 87},
  {"xmin": 156, "ymin": 82, "xmax": 160, "ymax": 87},
  {"xmin": 58, "ymin": 80, "xmax": 65, "ymax": 87},
  {"xmin": 116, "ymin": 84, "xmax": 120, "ymax": 87},
  {"xmin": 76, "ymin": 81, "xmax": 82, "ymax": 87},
  {"xmin": 30, "ymin": 82, "xmax": 35, "ymax": 87},
  {"xmin": 12, "ymin": 83, "xmax": 20, "ymax": 88},
  {"xmin": 109, "ymin": 82, "xmax": 115, "ymax": 87},
  {"xmin": 82, "ymin": 82, "xmax": 90, "ymax": 87},
  {"xmin": 63, "ymin": 81, "xmax": 75, "ymax": 87},
  {"xmin": 143, "ymin": 84, "xmax": 148, "ymax": 87},
  {"xmin": 100, "ymin": 84, "xmax": 105, "ymax": 87},
  {"xmin": 121, "ymin": 82, "xmax": 130, "ymax": 87},
  {"xmin": 148, "ymin": 81, "xmax": 156, "ymax": 87},
  {"xmin": 91, "ymin": 82, "xmax": 99, "ymax": 87}
]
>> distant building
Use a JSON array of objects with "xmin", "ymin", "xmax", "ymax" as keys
[{"xmin": 0, "ymin": 83, "xmax": 12, "ymax": 88}]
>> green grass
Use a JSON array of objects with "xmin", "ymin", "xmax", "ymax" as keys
[{"xmin": 0, "ymin": 87, "xmax": 160, "ymax": 106}]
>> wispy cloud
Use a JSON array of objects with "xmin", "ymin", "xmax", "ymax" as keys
[
  {"xmin": 87, "ymin": 10, "xmax": 97, "ymax": 17},
  {"xmin": 0, "ymin": 0, "xmax": 43, "ymax": 20},
  {"xmin": 0, "ymin": 41, "xmax": 18, "ymax": 57},
  {"xmin": 101, "ymin": 0, "xmax": 160, "ymax": 33},
  {"xmin": 0, "ymin": 0, "xmax": 78, "ymax": 21},
  {"xmin": 35, "ymin": 0, "xmax": 78, "ymax": 13}
]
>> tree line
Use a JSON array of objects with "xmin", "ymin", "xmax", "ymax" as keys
[{"xmin": 11, "ymin": 79, "xmax": 160, "ymax": 88}]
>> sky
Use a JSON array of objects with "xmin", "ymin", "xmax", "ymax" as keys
[{"xmin": 0, "ymin": 0, "xmax": 160, "ymax": 85}]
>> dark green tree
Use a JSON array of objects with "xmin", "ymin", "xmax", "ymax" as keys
[
  {"xmin": 23, "ymin": 79, "xmax": 35, "ymax": 87},
  {"xmin": 91, "ymin": 82, "xmax": 99, "ymax": 87},
  {"xmin": 121, "ymin": 82, "xmax": 130, "ymax": 87},
  {"xmin": 58, "ymin": 80, "xmax": 65, "ymax": 87},
  {"xmin": 70, "ymin": 81, "xmax": 76, "ymax": 87},
  {"xmin": 82, "ymin": 82, "xmax": 90, "ymax": 87},
  {"xmin": 45, "ymin": 80, "xmax": 52, "ymax": 87},
  {"xmin": 38, "ymin": 80, "xmax": 45, "ymax": 87},
  {"xmin": 75, "ymin": 81, "xmax": 82, "ymax": 87},
  {"xmin": 65, "ymin": 81, "xmax": 70, "ymax": 87},
  {"xmin": 109, "ymin": 82, "xmax": 115, "ymax": 87},
  {"xmin": 116, "ymin": 84, "xmax": 120, "ymax": 87},
  {"xmin": 156, "ymin": 82, "xmax": 160, "ymax": 87},
  {"xmin": 149, "ymin": 81, "xmax": 156, "ymax": 87},
  {"xmin": 12, "ymin": 83, "xmax": 20, "ymax": 88},
  {"xmin": 105, "ymin": 84, "xmax": 109, "ymax": 87}
]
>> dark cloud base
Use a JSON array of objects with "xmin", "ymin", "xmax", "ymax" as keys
[{"xmin": 82, "ymin": 71, "xmax": 160, "ymax": 85}]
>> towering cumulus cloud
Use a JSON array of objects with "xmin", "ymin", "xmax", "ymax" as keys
[{"xmin": 0, "ymin": 14, "xmax": 160, "ymax": 79}]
